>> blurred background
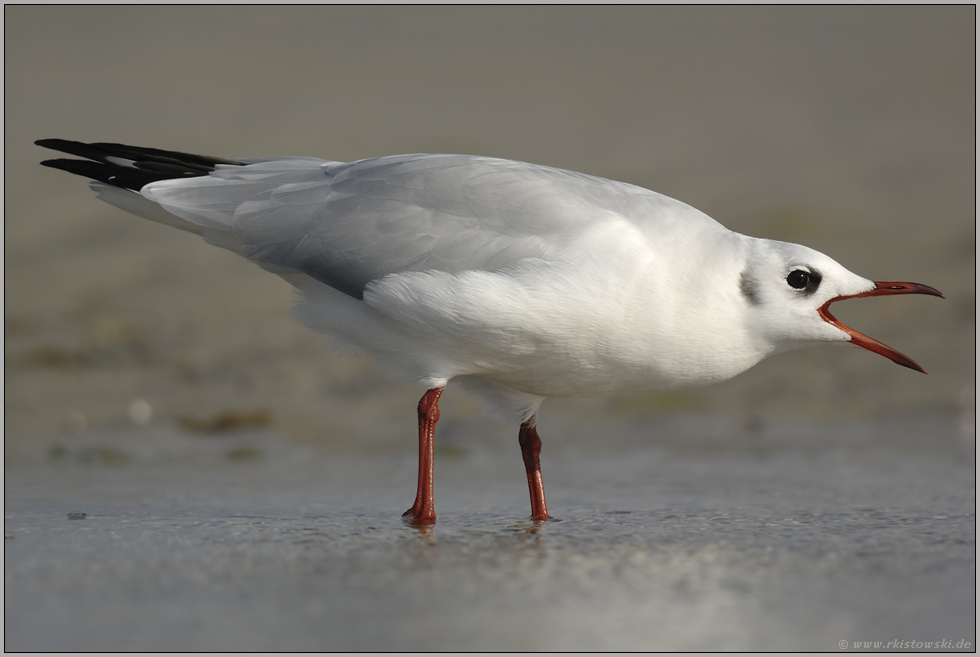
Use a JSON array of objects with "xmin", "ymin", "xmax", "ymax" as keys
[
  {"xmin": 5, "ymin": 6, "xmax": 974, "ymax": 449},
  {"xmin": 4, "ymin": 6, "xmax": 975, "ymax": 651}
]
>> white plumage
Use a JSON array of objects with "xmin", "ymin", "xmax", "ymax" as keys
[{"xmin": 38, "ymin": 140, "xmax": 942, "ymax": 523}]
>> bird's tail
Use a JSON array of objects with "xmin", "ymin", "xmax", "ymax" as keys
[
  {"xmin": 36, "ymin": 139, "xmax": 243, "ymax": 247},
  {"xmin": 36, "ymin": 138, "xmax": 242, "ymax": 191}
]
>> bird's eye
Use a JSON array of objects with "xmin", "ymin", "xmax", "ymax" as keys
[{"xmin": 787, "ymin": 270, "xmax": 811, "ymax": 289}]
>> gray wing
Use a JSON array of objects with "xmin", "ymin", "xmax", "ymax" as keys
[{"xmin": 142, "ymin": 154, "xmax": 659, "ymax": 299}]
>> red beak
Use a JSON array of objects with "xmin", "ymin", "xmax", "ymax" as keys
[{"xmin": 817, "ymin": 282, "xmax": 944, "ymax": 373}]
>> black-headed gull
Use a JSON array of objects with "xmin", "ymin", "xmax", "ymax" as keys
[{"xmin": 37, "ymin": 139, "xmax": 943, "ymax": 525}]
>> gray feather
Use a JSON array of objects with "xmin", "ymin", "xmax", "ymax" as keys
[{"xmin": 142, "ymin": 154, "xmax": 672, "ymax": 299}]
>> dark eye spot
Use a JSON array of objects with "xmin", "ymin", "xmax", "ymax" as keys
[
  {"xmin": 787, "ymin": 270, "xmax": 810, "ymax": 289},
  {"xmin": 739, "ymin": 271, "xmax": 760, "ymax": 305}
]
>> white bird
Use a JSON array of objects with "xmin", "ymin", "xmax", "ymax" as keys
[{"xmin": 37, "ymin": 139, "xmax": 943, "ymax": 525}]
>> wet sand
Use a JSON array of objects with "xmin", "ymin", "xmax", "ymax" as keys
[
  {"xmin": 4, "ymin": 416, "xmax": 974, "ymax": 651},
  {"xmin": 4, "ymin": 6, "xmax": 975, "ymax": 651}
]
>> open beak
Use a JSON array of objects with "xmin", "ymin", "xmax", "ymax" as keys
[{"xmin": 817, "ymin": 281, "xmax": 944, "ymax": 373}]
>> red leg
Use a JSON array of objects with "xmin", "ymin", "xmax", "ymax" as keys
[
  {"xmin": 519, "ymin": 416, "xmax": 549, "ymax": 522},
  {"xmin": 403, "ymin": 387, "xmax": 443, "ymax": 525}
]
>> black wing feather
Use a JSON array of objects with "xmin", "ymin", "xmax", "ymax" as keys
[{"xmin": 35, "ymin": 138, "xmax": 242, "ymax": 191}]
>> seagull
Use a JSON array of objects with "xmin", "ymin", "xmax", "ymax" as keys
[{"xmin": 36, "ymin": 139, "xmax": 943, "ymax": 525}]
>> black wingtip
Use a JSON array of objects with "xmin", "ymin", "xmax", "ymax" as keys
[
  {"xmin": 36, "ymin": 139, "xmax": 108, "ymax": 161},
  {"xmin": 35, "ymin": 138, "xmax": 72, "ymax": 148},
  {"xmin": 39, "ymin": 157, "xmax": 165, "ymax": 190},
  {"xmin": 35, "ymin": 138, "xmax": 66, "ymax": 148},
  {"xmin": 36, "ymin": 138, "xmax": 242, "ymax": 191}
]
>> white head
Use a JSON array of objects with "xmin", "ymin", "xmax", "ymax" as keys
[{"xmin": 739, "ymin": 238, "xmax": 943, "ymax": 372}]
